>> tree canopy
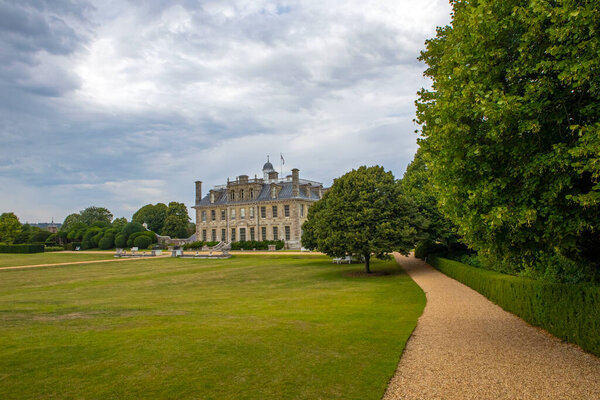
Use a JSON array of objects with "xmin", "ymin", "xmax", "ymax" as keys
[
  {"xmin": 416, "ymin": 0, "xmax": 600, "ymax": 280},
  {"xmin": 79, "ymin": 206, "xmax": 113, "ymax": 226},
  {"xmin": 132, "ymin": 203, "xmax": 168, "ymax": 233},
  {"xmin": 301, "ymin": 166, "xmax": 425, "ymax": 273},
  {"xmin": 161, "ymin": 202, "xmax": 191, "ymax": 238},
  {"xmin": 0, "ymin": 212, "xmax": 22, "ymax": 244}
]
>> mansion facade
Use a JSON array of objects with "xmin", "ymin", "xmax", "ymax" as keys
[{"xmin": 193, "ymin": 159, "xmax": 325, "ymax": 249}]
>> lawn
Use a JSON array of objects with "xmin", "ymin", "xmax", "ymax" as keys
[
  {"xmin": 0, "ymin": 255, "xmax": 425, "ymax": 400},
  {"xmin": 0, "ymin": 252, "xmax": 115, "ymax": 267}
]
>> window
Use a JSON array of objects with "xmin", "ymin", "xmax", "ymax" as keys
[
  {"xmin": 271, "ymin": 186, "xmax": 277, "ymax": 198},
  {"xmin": 272, "ymin": 205, "xmax": 278, "ymax": 218},
  {"xmin": 221, "ymin": 210, "xmax": 226, "ymax": 220},
  {"xmin": 240, "ymin": 228, "xmax": 246, "ymax": 241},
  {"xmin": 201, "ymin": 211, "xmax": 207, "ymax": 222},
  {"xmin": 249, "ymin": 207, "xmax": 254, "ymax": 218},
  {"xmin": 250, "ymin": 189, "xmax": 254, "ymax": 199},
  {"xmin": 212, "ymin": 229, "xmax": 217, "ymax": 241},
  {"xmin": 250, "ymin": 227, "xmax": 255, "ymax": 241},
  {"xmin": 230, "ymin": 191, "xmax": 235, "ymax": 201},
  {"xmin": 285, "ymin": 226, "xmax": 291, "ymax": 241},
  {"xmin": 240, "ymin": 189, "xmax": 244, "ymax": 200},
  {"xmin": 240, "ymin": 208, "xmax": 246, "ymax": 219},
  {"xmin": 300, "ymin": 204, "xmax": 304, "ymax": 217},
  {"xmin": 202, "ymin": 229, "xmax": 207, "ymax": 241},
  {"xmin": 210, "ymin": 193, "xmax": 215, "ymax": 203},
  {"xmin": 211, "ymin": 210, "xmax": 216, "ymax": 221},
  {"xmin": 260, "ymin": 206, "xmax": 266, "ymax": 218},
  {"xmin": 231, "ymin": 208, "xmax": 236, "ymax": 219},
  {"xmin": 261, "ymin": 226, "xmax": 267, "ymax": 240},
  {"xmin": 273, "ymin": 226, "xmax": 279, "ymax": 240},
  {"xmin": 221, "ymin": 228, "xmax": 226, "ymax": 241},
  {"xmin": 284, "ymin": 205, "xmax": 290, "ymax": 217},
  {"xmin": 231, "ymin": 228, "xmax": 236, "ymax": 242}
]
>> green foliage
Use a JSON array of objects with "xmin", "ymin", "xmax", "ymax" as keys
[
  {"xmin": 0, "ymin": 213, "xmax": 22, "ymax": 244},
  {"xmin": 133, "ymin": 235, "xmax": 151, "ymax": 249},
  {"xmin": 302, "ymin": 166, "xmax": 425, "ymax": 273},
  {"xmin": 111, "ymin": 217, "xmax": 128, "ymax": 231},
  {"xmin": 79, "ymin": 206, "xmax": 113, "ymax": 226},
  {"xmin": 45, "ymin": 234, "xmax": 58, "ymax": 245},
  {"xmin": 114, "ymin": 234, "xmax": 127, "ymax": 249},
  {"xmin": 98, "ymin": 233, "xmax": 115, "ymax": 250},
  {"xmin": 416, "ymin": 0, "xmax": 600, "ymax": 278},
  {"xmin": 230, "ymin": 240, "xmax": 284, "ymax": 251},
  {"xmin": 29, "ymin": 229, "xmax": 52, "ymax": 244},
  {"xmin": 161, "ymin": 202, "xmax": 191, "ymax": 238},
  {"xmin": 182, "ymin": 241, "xmax": 220, "ymax": 250},
  {"xmin": 0, "ymin": 244, "xmax": 44, "ymax": 253},
  {"xmin": 61, "ymin": 213, "xmax": 83, "ymax": 232},
  {"xmin": 127, "ymin": 231, "xmax": 157, "ymax": 247},
  {"xmin": 132, "ymin": 203, "xmax": 168, "ymax": 233},
  {"xmin": 64, "ymin": 242, "xmax": 81, "ymax": 251},
  {"xmin": 44, "ymin": 246, "xmax": 65, "ymax": 252},
  {"xmin": 414, "ymin": 240, "xmax": 448, "ymax": 260},
  {"xmin": 121, "ymin": 222, "xmax": 144, "ymax": 240},
  {"xmin": 431, "ymin": 256, "xmax": 600, "ymax": 357}
]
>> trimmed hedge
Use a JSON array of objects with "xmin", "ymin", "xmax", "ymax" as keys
[
  {"xmin": 0, "ymin": 244, "xmax": 45, "ymax": 253},
  {"xmin": 230, "ymin": 240, "xmax": 284, "ymax": 251},
  {"xmin": 430, "ymin": 256, "xmax": 600, "ymax": 357}
]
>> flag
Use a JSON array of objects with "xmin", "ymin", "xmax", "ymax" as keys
[{"xmin": 280, "ymin": 153, "xmax": 285, "ymax": 165}]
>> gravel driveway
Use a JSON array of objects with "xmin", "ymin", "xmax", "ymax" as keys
[{"xmin": 384, "ymin": 254, "xmax": 600, "ymax": 400}]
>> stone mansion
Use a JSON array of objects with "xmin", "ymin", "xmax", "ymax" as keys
[{"xmin": 193, "ymin": 159, "xmax": 325, "ymax": 249}]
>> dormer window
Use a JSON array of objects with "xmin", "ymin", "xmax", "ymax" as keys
[
  {"xmin": 210, "ymin": 193, "xmax": 215, "ymax": 203},
  {"xmin": 230, "ymin": 191, "xmax": 235, "ymax": 201},
  {"xmin": 271, "ymin": 186, "xmax": 277, "ymax": 199}
]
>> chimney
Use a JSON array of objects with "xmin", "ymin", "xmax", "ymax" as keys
[
  {"xmin": 195, "ymin": 181, "xmax": 202, "ymax": 204},
  {"xmin": 292, "ymin": 168, "xmax": 299, "ymax": 196},
  {"xmin": 268, "ymin": 171, "xmax": 278, "ymax": 182},
  {"xmin": 239, "ymin": 175, "xmax": 249, "ymax": 184},
  {"xmin": 305, "ymin": 183, "xmax": 312, "ymax": 198}
]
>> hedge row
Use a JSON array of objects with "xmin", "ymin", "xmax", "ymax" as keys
[
  {"xmin": 0, "ymin": 244, "xmax": 45, "ymax": 253},
  {"xmin": 429, "ymin": 256, "xmax": 600, "ymax": 357},
  {"xmin": 230, "ymin": 240, "xmax": 284, "ymax": 251}
]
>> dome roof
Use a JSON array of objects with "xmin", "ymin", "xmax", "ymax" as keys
[{"xmin": 263, "ymin": 157, "xmax": 274, "ymax": 170}]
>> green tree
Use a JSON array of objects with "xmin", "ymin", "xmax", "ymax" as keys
[
  {"xmin": 301, "ymin": 166, "xmax": 425, "ymax": 273},
  {"xmin": 161, "ymin": 202, "xmax": 191, "ymax": 238},
  {"xmin": 132, "ymin": 203, "xmax": 168, "ymax": 233},
  {"xmin": 402, "ymin": 148, "xmax": 463, "ymax": 250},
  {"xmin": 79, "ymin": 207, "xmax": 113, "ymax": 226},
  {"xmin": 62, "ymin": 213, "xmax": 84, "ymax": 231},
  {"xmin": 0, "ymin": 212, "xmax": 22, "ymax": 244},
  {"xmin": 111, "ymin": 217, "xmax": 128, "ymax": 231},
  {"xmin": 416, "ymin": 0, "xmax": 600, "ymax": 280}
]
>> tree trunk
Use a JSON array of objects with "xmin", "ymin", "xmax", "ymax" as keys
[{"xmin": 364, "ymin": 253, "xmax": 371, "ymax": 274}]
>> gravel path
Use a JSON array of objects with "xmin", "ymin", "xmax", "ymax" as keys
[{"xmin": 384, "ymin": 254, "xmax": 600, "ymax": 400}]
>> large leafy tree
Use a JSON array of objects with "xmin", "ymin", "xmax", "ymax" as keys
[
  {"xmin": 161, "ymin": 202, "xmax": 191, "ymax": 238},
  {"xmin": 302, "ymin": 166, "xmax": 425, "ymax": 273},
  {"xmin": 79, "ymin": 207, "xmax": 113, "ymax": 226},
  {"xmin": 416, "ymin": 0, "xmax": 600, "ymax": 279},
  {"xmin": 62, "ymin": 213, "xmax": 83, "ymax": 232},
  {"xmin": 0, "ymin": 212, "xmax": 22, "ymax": 244},
  {"xmin": 132, "ymin": 203, "xmax": 168, "ymax": 233},
  {"xmin": 402, "ymin": 148, "xmax": 461, "ymax": 248}
]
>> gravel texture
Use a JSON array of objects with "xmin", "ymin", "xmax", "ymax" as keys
[{"xmin": 384, "ymin": 254, "xmax": 600, "ymax": 400}]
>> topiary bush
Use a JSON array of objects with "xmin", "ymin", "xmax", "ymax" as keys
[
  {"xmin": 133, "ymin": 235, "xmax": 151, "ymax": 249},
  {"xmin": 430, "ymin": 256, "xmax": 600, "ymax": 357},
  {"xmin": 98, "ymin": 233, "xmax": 115, "ymax": 250},
  {"xmin": 114, "ymin": 234, "xmax": 127, "ymax": 248}
]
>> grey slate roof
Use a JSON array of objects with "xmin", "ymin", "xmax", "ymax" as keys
[{"xmin": 196, "ymin": 182, "xmax": 320, "ymax": 207}]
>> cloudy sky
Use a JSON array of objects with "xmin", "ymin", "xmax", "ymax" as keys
[{"xmin": 0, "ymin": 0, "xmax": 451, "ymax": 223}]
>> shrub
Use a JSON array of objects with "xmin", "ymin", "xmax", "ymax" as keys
[
  {"xmin": 114, "ymin": 234, "xmax": 127, "ymax": 248},
  {"xmin": 98, "ymin": 234, "xmax": 115, "ymax": 250},
  {"xmin": 230, "ymin": 240, "xmax": 284, "ymax": 250},
  {"xmin": 133, "ymin": 235, "xmax": 151, "ymax": 249},
  {"xmin": 430, "ymin": 257, "xmax": 600, "ymax": 357},
  {"xmin": 414, "ymin": 240, "xmax": 447, "ymax": 259},
  {"xmin": 0, "ymin": 244, "xmax": 45, "ymax": 253},
  {"xmin": 64, "ymin": 242, "xmax": 82, "ymax": 251},
  {"xmin": 121, "ymin": 222, "xmax": 144, "ymax": 239},
  {"xmin": 183, "ymin": 241, "xmax": 219, "ymax": 250},
  {"xmin": 44, "ymin": 246, "xmax": 65, "ymax": 252}
]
